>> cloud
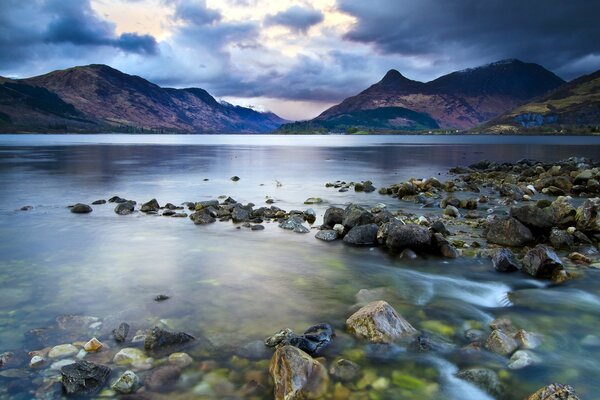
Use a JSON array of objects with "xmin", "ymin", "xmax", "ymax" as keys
[
  {"xmin": 265, "ymin": 5, "xmax": 324, "ymax": 33},
  {"xmin": 338, "ymin": 0, "xmax": 600, "ymax": 80},
  {"xmin": 171, "ymin": 0, "xmax": 221, "ymax": 25}
]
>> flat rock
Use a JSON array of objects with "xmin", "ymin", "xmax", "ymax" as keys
[
  {"xmin": 49, "ymin": 344, "xmax": 79, "ymax": 359},
  {"xmin": 61, "ymin": 360, "xmax": 110, "ymax": 396},
  {"xmin": 144, "ymin": 327, "xmax": 195, "ymax": 353}
]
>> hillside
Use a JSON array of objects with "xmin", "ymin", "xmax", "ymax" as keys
[{"xmin": 0, "ymin": 65, "xmax": 286, "ymax": 133}]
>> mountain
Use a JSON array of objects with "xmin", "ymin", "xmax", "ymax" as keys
[
  {"xmin": 286, "ymin": 59, "xmax": 565, "ymax": 132},
  {"xmin": 0, "ymin": 64, "xmax": 286, "ymax": 133},
  {"xmin": 484, "ymin": 68, "xmax": 600, "ymax": 133}
]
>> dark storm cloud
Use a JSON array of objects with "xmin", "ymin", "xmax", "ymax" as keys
[
  {"xmin": 338, "ymin": 0, "xmax": 600, "ymax": 79},
  {"xmin": 265, "ymin": 6, "xmax": 324, "ymax": 33}
]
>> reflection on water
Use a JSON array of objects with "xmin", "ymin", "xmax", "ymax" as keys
[{"xmin": 0, "ymin": 135, "xmax": 600, "ymax": 399}]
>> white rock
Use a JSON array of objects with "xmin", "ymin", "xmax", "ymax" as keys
[
  {"xmin": 29, "ymin": 355, "xmax": 45, "ymax": 368},
  {"xmin": 168, "ymin": 352, "xmax": 193, "ymax": 368},
  {"xmin": 48, "ymin": 344, "xmax": 78, "ymax": 359},
  {"xmin": 113, "ymin": 348, "xmax": 147, "ymax": 365},
  {"xmin": 417, "ymin": 216, "xmax": 430, "ymax": 226},
  {"xmin": 333, "ymin": 224, "xmax": 345, "ymax": 235},
  {"xmin": 89, "ymin": 322, "xmax": 103, "ymax": 330},
  {"xmin": 112, "ymin": 370, "xmax": 140, "ymax": 394},
  {"xmin": 508, "ymin": 350, "xmax": 541, "ymax": 370},
  {"xmin": 567, "ymin": 226, "xmax": 576, "ymax": 234},
  {"xmin": 50, "ymin": 359, "xmax": 76, "ymax": 370},
  {"xmin": 76, "ymin": 349, "xmax": 87, "ymax": 360}
]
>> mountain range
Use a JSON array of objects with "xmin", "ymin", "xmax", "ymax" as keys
[{"xmin": 0, "ymin": 64, "xmax": 286, "ymax": 134}]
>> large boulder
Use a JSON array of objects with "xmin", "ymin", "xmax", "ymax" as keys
[
  {"xmin": 70, "ymin": 203, "xmax": 92, "ymax": 214},
  {"xmin": 342, "ymin": 205, "xmax": 374, "ymax": 229},
  {"xmin": 269, "ymin": 345, "xmax": 328, "ymax": 400},
  {"xmin": 522, "ymin": 245, "xmax": 564, "ymax": 279},
  {"xmin": 492, "ymin": 248, "xmax": 521, "ymax": 272},
  {"xmin": 114, "ymin": 202, "xmax": 135, "ymax": 215},
  {"xmin": 385, "ymin": 224, "xmax": 432, "ymax": 252},
  {"xmin": 141, "ymin": 199, "xmax": 160, "ymax": 212},
  {"xmin": 61, "ymin": 361, "xmax": 110, "ymax": 396},
  {"xmin": 231, "ymin": 205, "xmax": 252, "ymax": 223},
  {"xmin": 343, "ymin": 224, "xmax": 378, "ymax": 245},
  {"xmin": 486, "ymin": 217, "xmax": 533, "ymax": 247},
  {"xmin": 525, "ymin": 383, "xmax": 580, "ymax": 400},
  {"xmin": 510, "ymin": 204, "xmax": 554, "ymax": 230},
  {"xmin": 575, "ymin": 198, "xmax": 600, "ymax": 232},
  {"xmin": 323, "ymin": 207, "xmax": 344, "ymax": 228},
  {"xmin": 346, "ymin": 300, "xmax": 417, "ymax": 344},
  {"xmin": 190, "ymin": 210, "xmax": 216, "ymax": 224}
]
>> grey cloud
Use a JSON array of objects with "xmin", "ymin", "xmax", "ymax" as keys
[
  {"xmin": 265, "ymin": 6, "xmax": 324, "ymax": 33},
  {"xmin": 172, "ymin": 0, "xmax": 221, "ymax": 25},
  {"xmin": 338, "ymin": 0, "xmax": 600, "ymax": 80}
]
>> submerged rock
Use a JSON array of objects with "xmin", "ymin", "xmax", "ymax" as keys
[
  {"xmin": 145, "ymin": 365, "xmax": 182, "ymax": 392},
  {"xmin": 522, "ymin": 245, "xmax": 564, "ymax": 279},
  {"xmin": 486, "ymin": 217, "xmax": 533, "ymax": 246},
  {"xmin": 112, "ymin": 370, "xmax": 139, "ymax": 394},
  {"xmin": 492, "ymin": 248, "xmax": 521, "ymax": 272},
  {"xmin": 304, "ymin": 197, "xmax": 322, "ymax": 205},
  {"xmin": 485, "ymin": 330, "xmax": 518, "ymax": 356},
  {"xmin": 70, "ymin": 203, "xmax": 92, "ymax": 214},
  {"xmin": 346, "ymin": 300, "xmax": 417, "ymax": 343},
  {"xmin": 113, "ymin": 322, "xmax": 130, "ymax": 343},
  {"xmin": 144, "ymin": 327, "xmax": 195, "ymax": 352},
  {"xmin": 269, "ymin": 345, "xmax": 328, "ymax": 400},
  {"xmin": 265, "ymin": 324, "xmax": 334, "ymax": 357},
  {"xmin": 61, "ymin": 360, "xmax": 110, "ymax": 396},
  {"xmin": 456, "ymin": 368, "xmax": 502, "ymax": 397},
  {"xmin": 525, "ymin": 383, "xmax": 580, "ymax": 400},
  {"xmin": 49, "ymin": 344, "xmax": 79, "ymax": 359},
  {"xmin": 114, "ymin": 201, "xmax": 135, "ymax": 215},
  {"xmin": 508, "ymin": 350, "xmax": 541, "ymax": 370},
  {"xmin": 329, "ymin": 359, "xmax": 361, "ymax": 382},
  {"xmin": 343, "ymin": 223, "xmax": 378, "ymax": 245}
]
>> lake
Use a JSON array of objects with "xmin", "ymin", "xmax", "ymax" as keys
[{"xmin": 0, "ymin": 134, "xmax": 599, "ymax": 399}]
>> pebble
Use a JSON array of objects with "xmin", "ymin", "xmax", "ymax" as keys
[
  {"xmin": 168, "ymin": 352, "xmax": 193, "ymax": 368},
  {"xmin": 29, "ymin": 355, "xmax": 45, "ymax": 368},
  {"xmin": 48, "ymin": 344, "xmax": 78, "ymax": 359},
  {"xmin": 112, "ymin": 370, "xmax": 140, "ymax": 394},
  {"xmin": 84, "ymin": 338, "xmax": 104, "ymax": 352}
]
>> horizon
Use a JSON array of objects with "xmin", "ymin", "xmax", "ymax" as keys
[{"xmin": 1, "ymin": 0, "xmax": 599, "ymax": 120}]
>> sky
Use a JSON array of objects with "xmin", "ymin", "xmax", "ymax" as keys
[{"xmin": 0, "ymin": 0, "xmax": 599, "ymax": 121}]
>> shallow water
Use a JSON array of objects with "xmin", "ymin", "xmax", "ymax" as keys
[{"xmin": 1, "ymin": 134, "xmax": 600, "ymax": 399}]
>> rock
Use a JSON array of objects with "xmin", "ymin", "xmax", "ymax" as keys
[
  {"xmin": 508, "ymin": 350, "xmax": 541, "ymax": 369},
  {"xmin": 0, "ymin": 352, "xmax": 14, "ymax": 368},
  {"xmin": 329, "ymin": 359, "xmax": 361, "ymax": 382},
  {"xmin": 61, "ymin": 360, "xmax": 110, "ymax": 396},
  {"xmin": 333, "ymin": 224, "xmax": 345, "ymax": 236},
  {"xmin": 399, "ymin": 248, "xmax": 418, "ymax": 260},
  {"xmin": 315, "ymin": 230, "xmax": 338, "ymax": 242},
  {"xmin": 432, "ymin": 232, "xmax": 458, "ymax": 258},
  {"xmin": 84, "ymin": 338, "xmax": 103, "ymax": 352},
  {"xmin": 569, "ymin": 252, "xmax": 592, "ymax": 264},
  {"xmin": 265, "ymin": 328, "xmax": 295, "ymax": 348},
  {"xmin": 492, "ymin": 248, "xmax": 521, "ymax": 272},
  {"xmin": 323, "ymin": 207, "xmax": 344, "ymax": 227},
  {"xmin": 549, "ymin": 228, "xmax": 574, "ymax": 250},
  {"xmin": 113, "ymin": 348, "xmax": 153, "ymax": 370},
  {"xmin": 576, "ymin": 198, "xmax": 600, "ymax": 232},
  {"xmin": 343, "ymin": 223, "xmax": 378, "ymax": 245},
  {"xmin": 486, "ymin": 217, "xmax": 533, "ymax": 246},
  {"xmin": 342, "ymin": 204, "xmax": 374, "ymax": 229},
  {"xmin": 70, "ymin": 203, "xmax": 92, "ymax": 214},
  {"xmin": 154, "ymin": 294, "xmax": 170, "ymax": 302},
  {"xmin": 29, "ymin": 355, "xmax": 45, "ymax": 368},
  {"xmin": 115, "ymin": 201, "xmax": 135, "ymax": 215},
  {"xmin": 251, "ymin": 224, "xmax": 265, "ymax": 231},
  {"xmin": 485, "ymin": 330, "xmax": 518, "ymax": 356},
  {"xmin": 230, "ymin": 176, "xmax": 240, "ymax": 181},
  {"xmin": 195, "ymin": 200, "xmax": 220, "ymax": 210},
  {"xmin": 108, "ymin": 196, "xmax": 128, "ymax": 203},
  {"xmin": 145, "ymin": 365, "xmax": 182, "ymax": 392},
  {"xmin": 20, "ymin": 205, "xmax": 33, "ymax": 211},
  {"xmin": 444, "ymin": 205, "xmax": 460, "ymax": 218},
  {"xmin": 144, "ymin": 327, "xmax": 195, "ymax": 353},
  {"xmin": 50, "ymin": 359, "xmax": 76, "ymax": 370},
  {"xmin": 514, "ymin": 329, "xmax": 542, "ymax": 349},
  {"xmin": 279, "ymin": 216, "xmax": 309, "ymax": 233},
  {"xmin": 346, "ymin": 300, "xmax": 417, "ymax": 343},
  {"xmin": 510, "ymin": 204, "xmax": 554, "ymax": 230},
  {"xmin": 431, "ymin": 220, "xmax": 451, "ymax": 236},
  {"xmin": 49, "ymin": 344, "xmax": 79, "ymax": 359},
  {"xmin": 232, "ymin": 205, "xmax": 251, "ymax": 222},
  {"xmin": 525, "ymin": 383, "xmax": 580, "ymax": 400},
  {"xmin": 168, "ymin": 352, "xmax": 193, "ymax": 368},
  {"xmin": 113, "ymin": 322, "xmax": 130, "ymax": 343},
  {"xmin": 270, "ymin": 345, "xmax": 329, "ymax": 400},
  {"xmin": 265, "ymin": 324, "xmax": 334, "ymax": 357},
  {"xmin": 112, "ymin": 370, "xmax": 140, "ymax": 394},
  {"xmin": 141, "ymin": 198, "xmax": 160, "ymax": 212},
  {"xmin": 456, "ymin": 368, "xmax": 502, "ymax": 397},
  {"xmin": 522, "ymin": 245, "xmax": 564, "ymax": 279},
  {"xmin": 499, "ymin": 183, "xmax": 525, "ymax": 200},
  {"xmin": 574, "ymin": 169, "xmax": 594, "ymax": 183},
  {"xmin": 236, "ymin": 340, "xmax": 271, "ymax": 360},
  {"xmin": 385, "ymin": 224, "xmax": 432, "ymax": 253},
  {"xmin": 551, "ymin": 198, "xmax": 576, "ymax": 228},
  {"xmin": 190, "ymin": 210, "xmax": 216, "ymax": 224},
  {"xmin": 304, "ymin": 197, "xmax": 322, "ymax": 205}
]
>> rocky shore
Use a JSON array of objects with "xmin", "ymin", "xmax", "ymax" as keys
[{"xmin": 6, "ymin": 157, "xmax": 598, "ymax": 399}]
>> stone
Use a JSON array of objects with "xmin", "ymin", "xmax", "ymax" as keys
[
  {"xmin": 168, "ymin": 352, "xmax": 193, "ymax": 368},
  {"xmin": 144, "ymin": 327, "xmax": 195, "ymax": 353},
  {"xmin": 304, "ymin": 197, "xmax": 322, "ymax": 205},
  {"xmin": 343, "ymin": 223, "xmax": 378, "ymax": 245},
  {"xmin": 522, "ymin": 245, "xmax": 564, "ymax": 279},
  {"xmin": 508, "ymin": 350, "xmax": 541, "ymax": 370},
  {"xmin": 575, "ymin": 198, "xmax": 600, "ymax": 232},
  {"xmin": 431, "ymin": 220, "xmax": 451, "ymax": 236},
  {"xmin": 251, "ymin": 224, "xmax": 265, "ymax": 231},
  {"xmin": 444, "ymin": 205, "xmax": 460, "ymax": 218},
  {"xmin": 551, "ymin": 198, "xmax": 576, "ymax": 228},
  {"xmin": 549, "ymin": 228, "xmax": 574, "ymax": 250},
  {"xmin": 485, "ymin": 330, "xmax": 518, "ymax": 356},
  {"xmin": 113, "ymin": 322, "xmax": 130, "ymax": 342},
  {"xmin": 29, "ymin": 355, "xmax": 45, "ymax": 368},
  {"xmin": 70, "ymin": 203, "xmax": 92, "ymax": 214},
  {"xmin": 61, "ymin": 360, "xmax": 110, "ymax": 396},
  {"xmin": 525, "ymin": 383, "xmax": 580, "ymax": 400},
  {"xmin": 514, "ymin": 329, "xmax": 542, "ymax": 349},
  {"xmin": 145, "ymin": 365, "xmax": 182, "ymax": 392},
  {"xmin": 510, "ymin": 204, "xmax": 554, "ymax": 230},
  {"xmin": 270, "ymin": 345, "xmax": 329, "ymax": 400},
  {"xmin": 114, "ymin": 201, "xmax": 135, "ymax": 215},
  {"xmin": 486, "ymin": 217, "xmax": 533, "ymax": 247},
  {"xmin": 279, "ymin": 216, "xmax": 308, "ymax": 233},
  {"xmin": 342, "ymin": 204, "xmax": 374, "ymax": 229},
  {"xmin": 232, "ymin": 205, "xmax": 252, "ymax": 222},
  {"xmin": 399, "ymin": 248, "xmax": 418, "ymax": 260},
  {"xmin": 569, "ymin": 252, "xmax": 591, "ymax": 264},
  {"xmin": 56, "ymin": 314, "xmax": 99, "ymax": 330},
  {"xmin": 330, "ymin": 359, "xmax": 361, "ymax": 382},
  {"xmin": 190, "ymin": 210, "xmax": 216, "ymax": 224},
  {"xmin": 141, "ymin": 198, "xmax": 160, "ymax": 212},
  {"xmin": 456, "ymin": 368, "xmax": 502, "ymax": 397},
  {"xmin": 323, "ymin": 207, "xmax": 344, "ymax": 227},
  {"xmin": 84, "ymin": 338, "xmax": 103, "ymax": 352},
  {"xmin": 50, "ymin": 359, "xmax": 76, "ymax": 370},
  {"xmin": 315, "ymin": 229, "xmax": 338, "ymax": 241},
  {"xmin": 230, "ymin": 176, "xmax": 240, "ymax": 181},
  {"xmin": 113, "ymin": 348, "xmax": 149, "ymax": 366},
  {"xmin": 155, "ymin": 294, "xmax": 170, "ymax": 302},
  {"xmin": 195, "ymin": 200, "xmax": 219, "ymax": 210},
  {"xmin": 333, "ymin": 224, "xmax": 345, "ymax": 236},
  {"xmin": 385, "ymin": 224, "xmax": 432, "ymax": 252},
  {"xmin": 492, "ymin": 248, "xmax": 521, "ymax": 272},
  {"xmin": 236, "ymin": 340, "xmax": 271, "ymax": 360},
  {"xmin": 265, "ymin": 324, "xmax": 334, "ymax": 357},
  {"xmin": 49, "ymin": 344, "xmax": 79, "ymax": 359},
  {"xmin": 112, "ymin": 370, "xmax": 140, "ymax": 394},
  {"xmin": 432, "ymin": 232, "xmax": 459, "ymax": 258},
  {"xmin": 346, "ymin": 300, "xmax": 417, "ymax": 343}
]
